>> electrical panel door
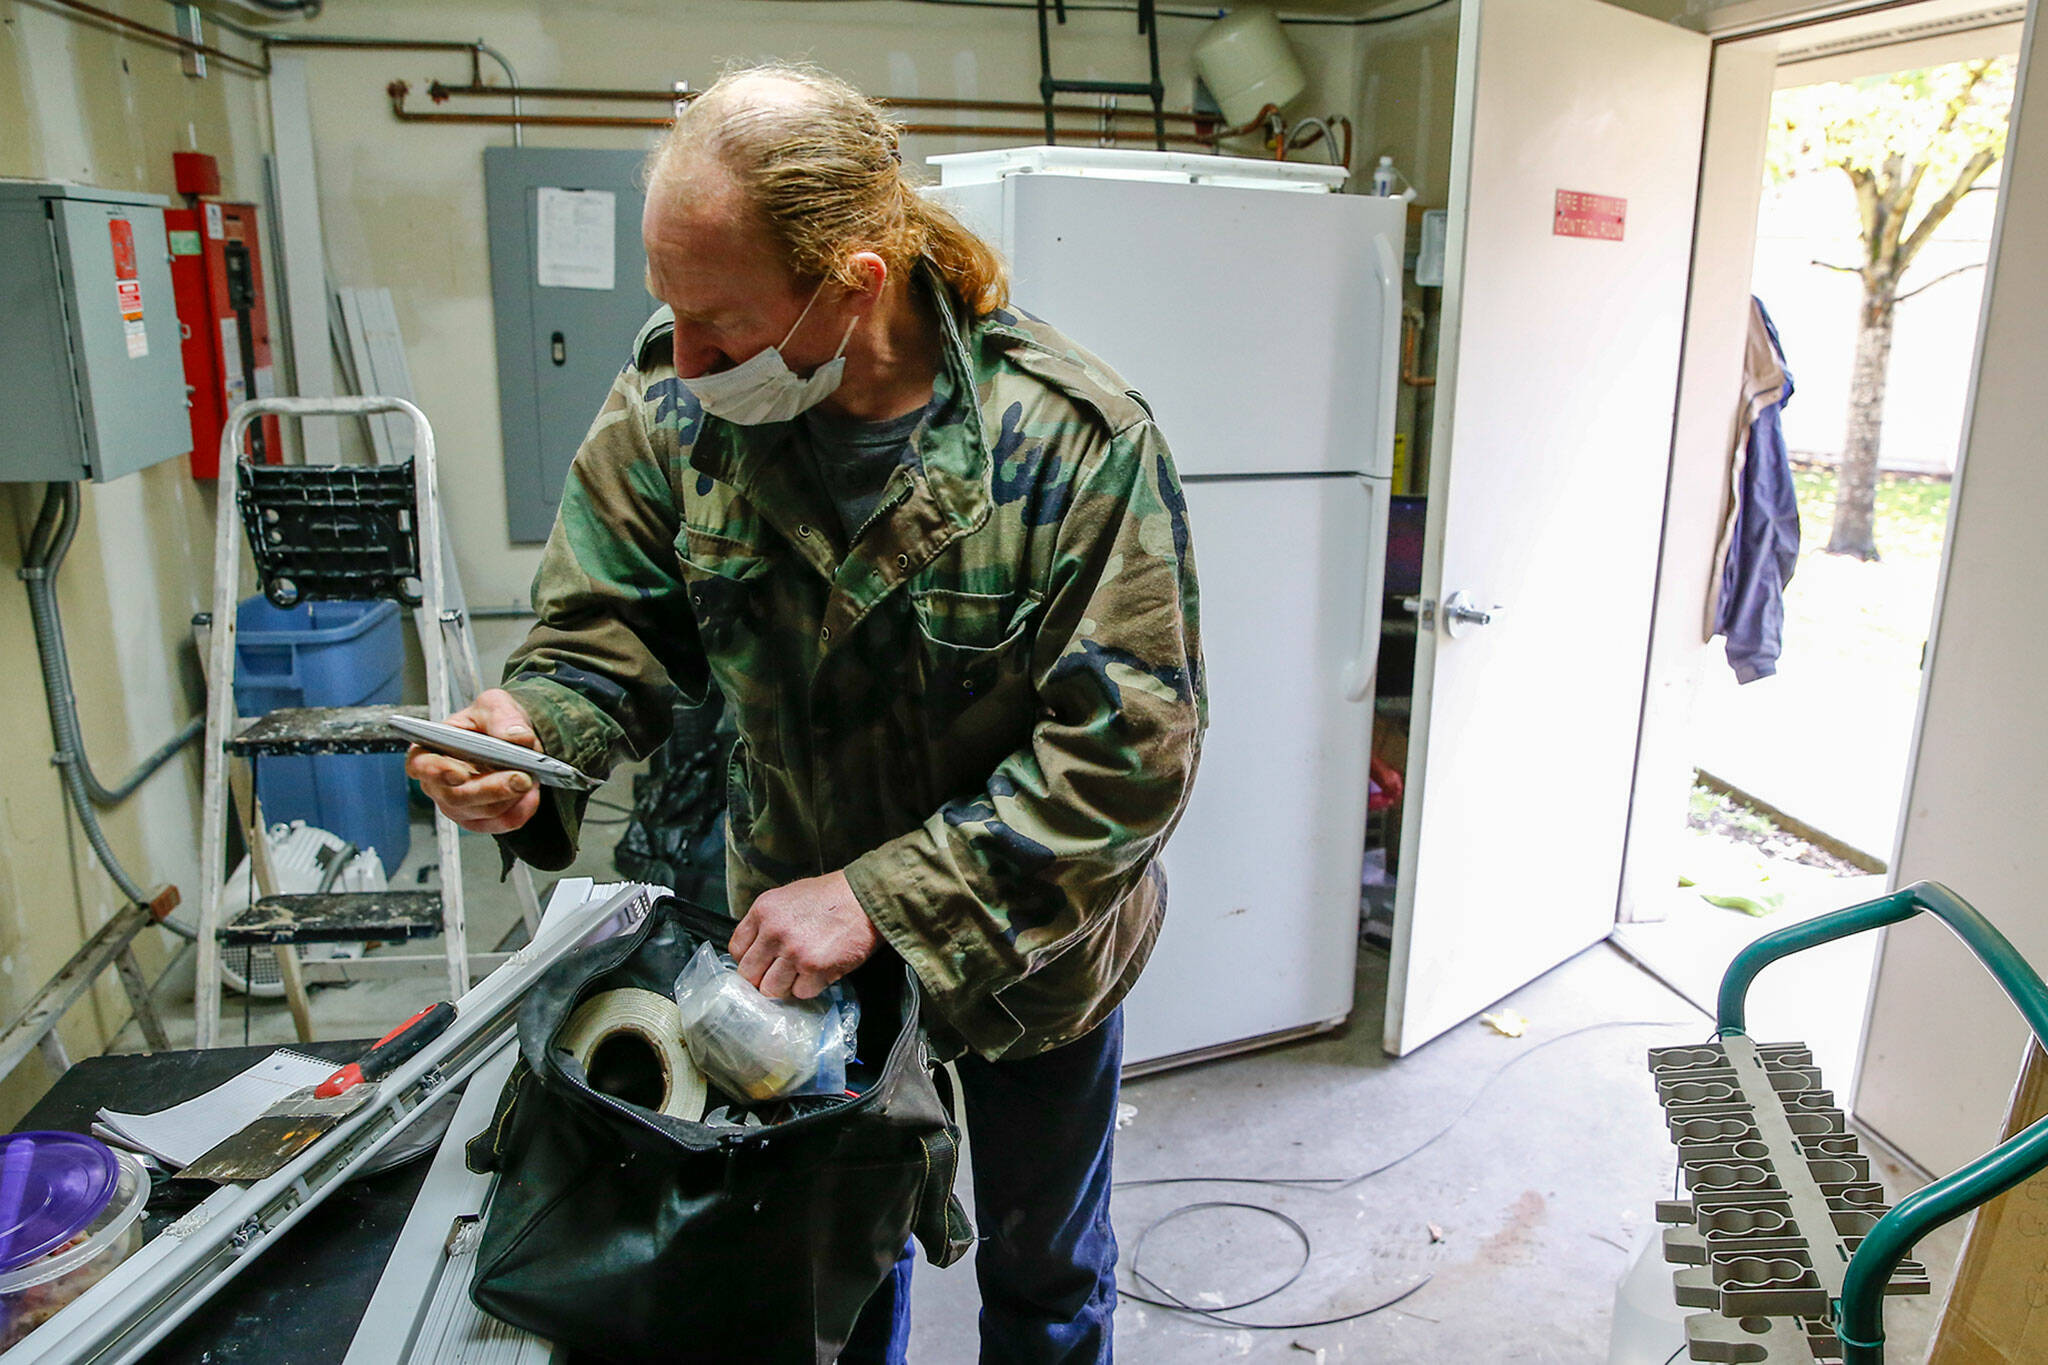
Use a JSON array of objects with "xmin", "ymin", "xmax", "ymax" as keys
[
  {"xmin": 0, "ymin": 183, "xmax": 190, "ymax": 482},
  {"xmin": 485, "ymin": 148, "xmax": 658, "ymax": 543}
]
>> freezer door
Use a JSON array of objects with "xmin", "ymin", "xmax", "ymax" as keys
[
  {"xmin": 1124, "ymin": 474, "xmax": 1389, "ymax": 1068},
  {"xmin": 999, "ymin": 175, "xmax": 1404, "ymax": 479}
]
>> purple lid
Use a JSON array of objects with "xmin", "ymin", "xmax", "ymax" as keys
[{"xmin": 0, "ymin": 1133, "xmax": 120, "ymax": 1275}]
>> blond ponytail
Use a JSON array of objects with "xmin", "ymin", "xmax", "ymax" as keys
[{"xmin": 648, "ymin": 63, "xmax": 1010, "ymax": 318}]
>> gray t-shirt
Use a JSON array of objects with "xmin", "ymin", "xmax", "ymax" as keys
[{"xmin": 799, "ymin": 402, "xmax": 926, "ymax": 542}]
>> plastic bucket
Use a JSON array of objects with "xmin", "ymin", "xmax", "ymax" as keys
[{"xmin": 233, "ymin": 597, "xmax": 410, "ymax": 872}]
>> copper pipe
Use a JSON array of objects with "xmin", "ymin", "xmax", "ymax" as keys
[
  {"xmin": 425, "ymin": 79, "xmax": 1223, "ymax": 128},
  {"xmin": 1401, "ymin": 311, "xmax": 1437, "ymax": 388},
  {"xmin": 271, "ymin": 37, "xmax": 486, "ymax": 53},
  {"xmin": 37, "ymin": 0, "xmax": 267, "ymax": 76},
  {"xmin": 388, "ymin": 81, "xmax": 1225, "ymax": 148}
]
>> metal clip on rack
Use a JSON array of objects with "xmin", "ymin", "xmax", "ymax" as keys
[{"xmin": 1651, "ymin": 880, "xmax": 2048, "ymax": 1362}]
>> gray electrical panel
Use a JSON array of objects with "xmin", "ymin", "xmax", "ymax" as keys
[
  {"xmin": 484, "ymin": 148, "xmax": 659, "ymax": 544},
  {"xmin": 0, "ymin": 181, "xmax": 191, "ymax": 482}
]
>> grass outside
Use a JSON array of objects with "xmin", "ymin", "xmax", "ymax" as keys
[{"xmin": 1790, "ymin": 461, "xmax": 1951, "ymax": 564}]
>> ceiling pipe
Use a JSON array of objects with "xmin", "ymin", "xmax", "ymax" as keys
[
  {"xmin": 396, "ymin": 80, "xmax": 1286, "ymax": 151},
  {"xmin": 44, "ymin": 0, "xmax": 268, "ymax": 76},
  {"xmin": 425, "ymin": 77, "xmax": 1223, "ymax": 130},
  {"xmin": 389, "ymin": 83, "xmax": 1234, "ymax": 148},
  {"xmin": 269, "ymin": 34, "xmax": 526, "ymax": 144}
]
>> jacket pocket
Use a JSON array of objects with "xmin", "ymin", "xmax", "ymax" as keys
[
  {"xmin": 678, "ymin": 531, "xmax": 786, "ymax": 767},
  {"xmin": 910, "ymin": 588, "xmax": 1041, "ymax": 703}
]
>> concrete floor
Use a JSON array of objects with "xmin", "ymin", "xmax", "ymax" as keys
[
  {"xmin": 906, "ymin": 945, "xmax": 1961, "ymax": 1363},
  {"xmin": 116, "ymin": 812, "xmax": 1965, "ymax": 1363}
]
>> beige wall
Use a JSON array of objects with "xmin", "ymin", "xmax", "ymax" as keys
[
  {"xmin": 1349, "ymin": 3, "xmax": 1462, "ymax": 207},
  {"xmin": 287, "ymin": 0, "xmax": 1372, "ymax": 609},
  {"xmin": 1854, "ymin": 6, "xmax": 2047, "ymax": 1177},
  {"xmin": 0, "ymin": 0, "xmax": 272, "ymax": 1123}
]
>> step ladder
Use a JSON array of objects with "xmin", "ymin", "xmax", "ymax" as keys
[{"xmin": 194, "ymin": 395, "xmax": 536, "ymax": 1049}]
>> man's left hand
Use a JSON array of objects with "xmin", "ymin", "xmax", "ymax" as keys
[{"xmin": 730, "ymin": 870, "xmax": 879, "ymax": 1000}]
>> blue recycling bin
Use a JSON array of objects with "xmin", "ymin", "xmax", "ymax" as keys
[{"xmin": 233, "ymin": 596, "xmax": 410, "ymax": 873}]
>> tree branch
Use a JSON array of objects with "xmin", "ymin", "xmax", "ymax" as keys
[
  {"xmin": 1900, "ymin": 146, "xmax": 2000, "ymax": 272},
  {"xmin": 1843, "ymin": 165, "xmax": 1882, "ymax": 262},
  {"xmin": 1895, "ymin": 261, "xmax": 1985, "ymax": 303},
  {"xmin": 1811, "ymin": 259, "xmax": 1862, "ymax": 274}
]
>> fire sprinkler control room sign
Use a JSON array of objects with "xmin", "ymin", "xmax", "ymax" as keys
[{"xmin": 1554, "ymin": 190, "xmax": 1626, "ymax": 242}]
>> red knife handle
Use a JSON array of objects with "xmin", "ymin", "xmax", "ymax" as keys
[{"xmin": 314, "ymin": 1001, "xmax": 457, "ymax": 1098}]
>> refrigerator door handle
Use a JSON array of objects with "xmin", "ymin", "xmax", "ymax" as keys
[
  {"xmin": 1369, "ymin": 232, "xmax": 1403, "ymax": 482},
  {"xmin": 1341, "ymin": 475, "xmax": 1390, "ymax": 703}
]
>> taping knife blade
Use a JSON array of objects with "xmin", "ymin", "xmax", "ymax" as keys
[{"xmin": 178, "ymin": 1002, "xmax": 457, "ymax": 1183}]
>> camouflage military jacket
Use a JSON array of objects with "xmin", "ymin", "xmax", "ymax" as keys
[{"xmin": 499, "ymin": 270, "xmax": 1205, "ymax": 1061}]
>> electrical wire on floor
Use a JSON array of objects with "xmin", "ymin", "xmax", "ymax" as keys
[{"xmin": 1113, "ymin": 1016, "xmax": 1698, "ymax": 1331}]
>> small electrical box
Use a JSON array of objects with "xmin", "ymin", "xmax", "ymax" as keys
[{"xmin": 0, "ymin": 181, "xmax": 191, "ymax": 483}]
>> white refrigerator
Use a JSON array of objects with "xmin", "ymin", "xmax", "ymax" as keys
[{"xmin": 930, "ymin": 147, "xmax": 1404, "ymax": 1070}]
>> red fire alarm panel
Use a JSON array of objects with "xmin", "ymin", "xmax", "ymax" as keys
[{"xmin": 168, "ymin": 191, "xmax": 280, "ymax": 477}]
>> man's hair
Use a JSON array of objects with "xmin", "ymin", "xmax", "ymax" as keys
[{"xmin": 647, "ymin": 62, "xmax": 1010, "ymax": 318}]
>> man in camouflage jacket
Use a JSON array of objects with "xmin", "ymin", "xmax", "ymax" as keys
[
  {"xmin": 494, "ymin": 273, "xmax": 1205, "ymax": 1062},
  {"xmin": 409, "ymin": 64, "xmax": 1203, "ymax": 1362}
]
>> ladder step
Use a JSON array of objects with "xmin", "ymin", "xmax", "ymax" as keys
[
  {"xmin": 230, "ymin": 705, "xmax": 428, "ymax": 756},
  {"xmin": 222, "ymin": 891, "xmax": 445, "ymax": 945}
]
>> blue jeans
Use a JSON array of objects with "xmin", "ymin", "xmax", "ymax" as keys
[{"xmin": 840, "ymin": 1009, "xmax": 1124, "ymax": 1365}]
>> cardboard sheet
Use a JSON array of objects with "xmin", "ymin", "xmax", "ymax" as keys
[{"xmin": 1927, "ymin": 1042, "xmax": 2048, "ymax": 1363}]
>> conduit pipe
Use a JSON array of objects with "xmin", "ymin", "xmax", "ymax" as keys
[{"xmin": 21, "ymin": 484, "xmax": 200, "ymax": 938}]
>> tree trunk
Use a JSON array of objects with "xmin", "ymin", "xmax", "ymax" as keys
[{"xmin": 1827, "ymin": 282, "xmax": 1896, "ymax": 560}]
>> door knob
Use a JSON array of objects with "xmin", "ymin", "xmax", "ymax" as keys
[{"xmin": 1442, "ymin": 590, "xmax": 1500, "ymax": 639}]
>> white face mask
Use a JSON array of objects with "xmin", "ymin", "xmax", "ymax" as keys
[{"xmin": 680, "ymin": 280, "xmax": 860, "ymax": 426}]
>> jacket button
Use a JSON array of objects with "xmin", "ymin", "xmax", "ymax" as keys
[
  {"xmin": 819, "ymin": 626, "xmax": 832, "ymax": 642},
  {"xmin": 797, "ymin": 524, "xmax": 813, "ymax": 538}
]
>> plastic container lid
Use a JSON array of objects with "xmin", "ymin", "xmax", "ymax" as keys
[
  {"xmin": 0, "ymin": 1147, "xmax": 149, "ymax": 1296},
  {"xmin": 0, "ymin": 1134, "xmax": 119, "ymax": 1275}
]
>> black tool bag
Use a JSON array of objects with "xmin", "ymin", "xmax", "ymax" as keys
[{"xmin": 466, "ymin": 894, "xmax": 973, "ymax": 1364}]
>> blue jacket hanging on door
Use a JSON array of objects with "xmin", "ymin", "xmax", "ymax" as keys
[{"xmin": 1710, "ymin": 297, "xmax": 1798, "ymax": 683}]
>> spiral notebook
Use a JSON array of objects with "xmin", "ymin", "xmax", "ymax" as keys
[{"xmin": 93, "ymin": 1049, "xmax": 336, "ymax": 1169}]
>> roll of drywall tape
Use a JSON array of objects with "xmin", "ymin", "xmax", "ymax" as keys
[{"xmin": 559, "ymin": 988, "xmax": 707, "ymax": 1122}]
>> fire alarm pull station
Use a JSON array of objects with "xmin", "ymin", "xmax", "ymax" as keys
[{"xmin": 167, "ymin": 152, "xmax": 281, "ymax": 477}]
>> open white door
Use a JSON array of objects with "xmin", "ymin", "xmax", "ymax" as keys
[{"xmin": 1385, "ymin": 0, "xmax": 1711, "ymax": 1055}]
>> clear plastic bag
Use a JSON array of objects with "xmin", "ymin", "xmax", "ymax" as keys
[{"xmin": 672, "ymin": 943, "xmax": 860, "ymax": 1102}]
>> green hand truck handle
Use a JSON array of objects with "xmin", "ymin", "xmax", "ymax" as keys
[{"xmin": 1715, "ymin": 880, "xmax": 2048, "ymax": 1364}]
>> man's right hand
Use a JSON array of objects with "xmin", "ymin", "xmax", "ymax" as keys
[{"xmin": 405, "ymin": 689, "xmax": 545, "ymax": 835}]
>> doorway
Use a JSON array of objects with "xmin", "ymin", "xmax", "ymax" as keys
[{"xmin": 1614, "ymin": 0, "xmax": 2021, "ymax": 1089}]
